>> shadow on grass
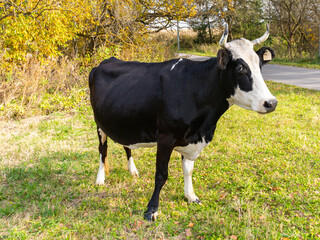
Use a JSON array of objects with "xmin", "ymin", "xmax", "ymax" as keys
[{"xmin": 0, "ymin": 150, "xmax": 141, "ymax": 221}]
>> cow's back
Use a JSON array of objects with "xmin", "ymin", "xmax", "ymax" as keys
[{"xmin": 89, "ymin": 57, "xmax": 166, "ymax": 145}]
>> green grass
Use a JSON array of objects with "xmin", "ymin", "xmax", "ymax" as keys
[
  {"xmin": 1, "ymin": 82, "xmax": 320, "ymax": 239},
  {"xmin": 272, "ymin": 58, "xmax": 320, "ymax": 69}
]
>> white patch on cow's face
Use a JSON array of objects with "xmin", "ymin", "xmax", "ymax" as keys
[
  {"xmin": 170, "ymin": 58, "xmax": 183, "ymax": 71},
  {"xmin": 226, "ymin": 39, "xmax": 277, "ymax": 113},
  {"xmin": 174, "ymin": 138, "xmax": 208, "ymax": 160}
]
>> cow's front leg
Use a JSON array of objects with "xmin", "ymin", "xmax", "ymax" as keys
[
  {"xmin": 144, "ymin": 135, "xmax": 174, "ymax": 221},
  {"xmin": 182, "ymin": 157, "xmax": 201, "ymax": 204}
]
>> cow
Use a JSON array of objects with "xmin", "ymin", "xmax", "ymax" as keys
[{"xmin": 89, "ymin": 24, "xmax": 277, "ymax": 221}]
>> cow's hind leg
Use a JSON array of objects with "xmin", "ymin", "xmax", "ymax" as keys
[
  {"xmin": 124, "ymin": 147, "xmax": 139, "ymax": 177},
  {"xmin": 96, "ymin": 128, "xmax": 109, "ymax": 185},
  {"xmin": 144, "ymin": 134, "xmax": 174, "ymax": 221},
  {"xmin": 182, "ymin": 156, "xmax": 201, "ymax": 204}
]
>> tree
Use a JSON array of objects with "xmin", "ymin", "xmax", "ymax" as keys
[
  {"xmin": 268, "ymin": 0, "xmax": 320, "ymax": 59},
  {"xmin": 0, "ymin": 0, "xmax": 93, "ymax": 61},
  {"xmin": 0, "ymin": 0, "xmax": 196, "ymax": 62}
]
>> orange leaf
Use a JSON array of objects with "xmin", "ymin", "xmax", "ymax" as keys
[{"xmin": 230, "ymin": 235, "xmax": 238, "ymax": 240}]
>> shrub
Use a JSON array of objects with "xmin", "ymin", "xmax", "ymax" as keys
[{"xmin": 0, "ymin": 37, "xmax": 174, "ymax": 120}]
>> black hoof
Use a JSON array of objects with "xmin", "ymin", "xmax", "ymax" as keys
[
  {"xmin": 144, "ymin": 211, "xmax": 158, "ymax": 221},
  {"xmin": 193, "ymin": 199, "xmax": 202, "ymax": 205},
  {"xmin": 144, "ymin": 213, "xmax": 152, "ymax": 221}
]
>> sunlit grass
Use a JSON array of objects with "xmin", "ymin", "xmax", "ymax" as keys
[
  {"xmin": 1, "ymin": 82, "xmax": 319, "ymax": 239},
  {"xmin": 272, "ymin": 58, "xmax": 320, "ymax": 69}
]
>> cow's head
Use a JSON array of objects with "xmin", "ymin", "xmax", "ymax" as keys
[{"xmin": 217, "ymin": 24, "xmax": 277, "ymax": 114}]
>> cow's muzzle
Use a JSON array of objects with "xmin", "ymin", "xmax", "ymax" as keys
[{"xmin": 263, "ymin": 99, "xmax": 278, "ymax": 113}]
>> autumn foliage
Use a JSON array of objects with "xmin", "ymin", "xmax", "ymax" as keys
[
  {"xmin": 0, "ymin": 0, "xmax": 198, "ymax": 118},
  {"xmin": 0, "ymin": 0, "xmax": 196, "ymax": 63}
]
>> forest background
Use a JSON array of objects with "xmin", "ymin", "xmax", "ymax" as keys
[{"xmin": 0, "ymin": 0, "xmax": 320, "ymax": 119}]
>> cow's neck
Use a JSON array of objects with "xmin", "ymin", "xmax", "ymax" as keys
[
  {"xmin": 202, "ymin": 58, "xmax": 231, "ymax": 118},
  {"xmin": 184, "ymin": 59, "xmax": 230, "ymax": 143}
]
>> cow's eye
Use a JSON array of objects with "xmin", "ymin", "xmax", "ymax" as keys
[{"xmin": 236, "ymin": 64, "xmax": 244, "ymax": 73}]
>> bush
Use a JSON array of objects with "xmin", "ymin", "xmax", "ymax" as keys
[
  {"xmin": 0, "ymin": 56, "xmax": 88, "ymax": 119},
  {"xmin": 0, "ymin": 38, "xmax": 174, "ymax": 120}
]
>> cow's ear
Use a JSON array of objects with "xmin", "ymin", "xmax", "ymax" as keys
[
  {"xmin": 217, "ymin": 49, "xmax": 229, "ymax": 70},
  {"xmin": 256, "ymin": 47, "xmax": 275, "ymax": 65}
]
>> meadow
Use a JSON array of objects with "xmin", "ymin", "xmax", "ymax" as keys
[{"xmin": 1, "ymin": 81, "xmax": 319, "ymax": 239}]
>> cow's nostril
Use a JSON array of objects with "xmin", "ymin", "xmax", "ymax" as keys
[
  {"xmin": 263, "ymin": 99, "xmax": 277, "ymax": 112},
  {"xmin": 263, "ymin": 101, "xmax": 272, "ymax": 109}
]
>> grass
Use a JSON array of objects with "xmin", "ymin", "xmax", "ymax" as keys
[
  {"xmin": 1, "ymin": 82, "xmax": 320, "ymax": 239},
  {"xmin": 272, "ymin": 58, "xmax": 320, "ymax": 69}
]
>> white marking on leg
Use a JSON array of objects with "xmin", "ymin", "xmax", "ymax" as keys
[
  {"xmin": 182, "ymin": 158, "xmax": 199, "ymax": 203},
  {"xmin": 96, "ymin": 154, "xmax": 105, "ymax": 185},
  {"xmin": 175, "ymin": 138, "xmax": 208, "ymax": 160},
  {"xmin": 170, "ymin": 58, "xmax": 183, "ymax": 71},
  {"xmin": 152, "ymin": 211, "xmax": 158, "ymax": 221},
  {"xmin": 128, "ymin": 156, "xmax": 139, "ymax": 177},
  {"xmin": 98, "ymin": 128, "xmax": 107, "ymax": 145}
]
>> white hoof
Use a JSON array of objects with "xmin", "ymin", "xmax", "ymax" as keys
[
  {"xmin": 95, "ymin": 179, "xmax": 105, "ymax": 185},
  {"xmin": 95, "ymin": 168, "xmax": 105, "ymax": 185},
  {"xmin": 128, "ymin": 157, "xmax": 139, "ymax": 177},
  {"xmin": 129, "ymin": 169, "xmax": 139, "ymax": 177},
  {"xmin": 185, "ymin": 194, "xmax": 200, "ymax": 204},
  {"xmin": 152, "ymin": 211, "xmax": 158, "ymax": 221}
]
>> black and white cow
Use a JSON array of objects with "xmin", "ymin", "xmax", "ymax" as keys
[{"xmin": 89, "ymin": 24, "xmax": 277, "ymax": 221}]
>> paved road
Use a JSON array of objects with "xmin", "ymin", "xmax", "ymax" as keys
[
  {"xmin": 262, "ymin": 64, "xmax": 320, "ymax": 91},
  {"xmin": 177, "ymin": 53, "xmax": 320, "ymax": 91}
]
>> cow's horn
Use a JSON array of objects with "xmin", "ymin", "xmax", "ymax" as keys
[
  {"xmin": 219, "ymin": 23, "xmax": 229, "ymax": 48},
  {"xmin": 252, "ymin": 23, "xmax": 270, "ymax": 45}
]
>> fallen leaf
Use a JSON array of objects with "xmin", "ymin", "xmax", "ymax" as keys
[
  {"xmin": 230, "ymin": 235, "xmax": 237, "ymax": 240},
  {"xmin": 220, "ymin": 194, "xmax": 226, "ymax": 200},
  {"xmin": 272, "ymin": 186, "xmax": 280, "ymax": 191},
  {"xmin": 133, "ymin": 221, "xmax": 144, "ymax": 229},
  {"xmin": 259, "ymin": 215, "xmax": 266, "ymax": 220},
  {"xmin": 175, "ymin": 233, "xmax": 186, "ymax": 240},
  {"xmin": 185, "ymin": 228, "xmax": 192, "ymax": 237}
]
